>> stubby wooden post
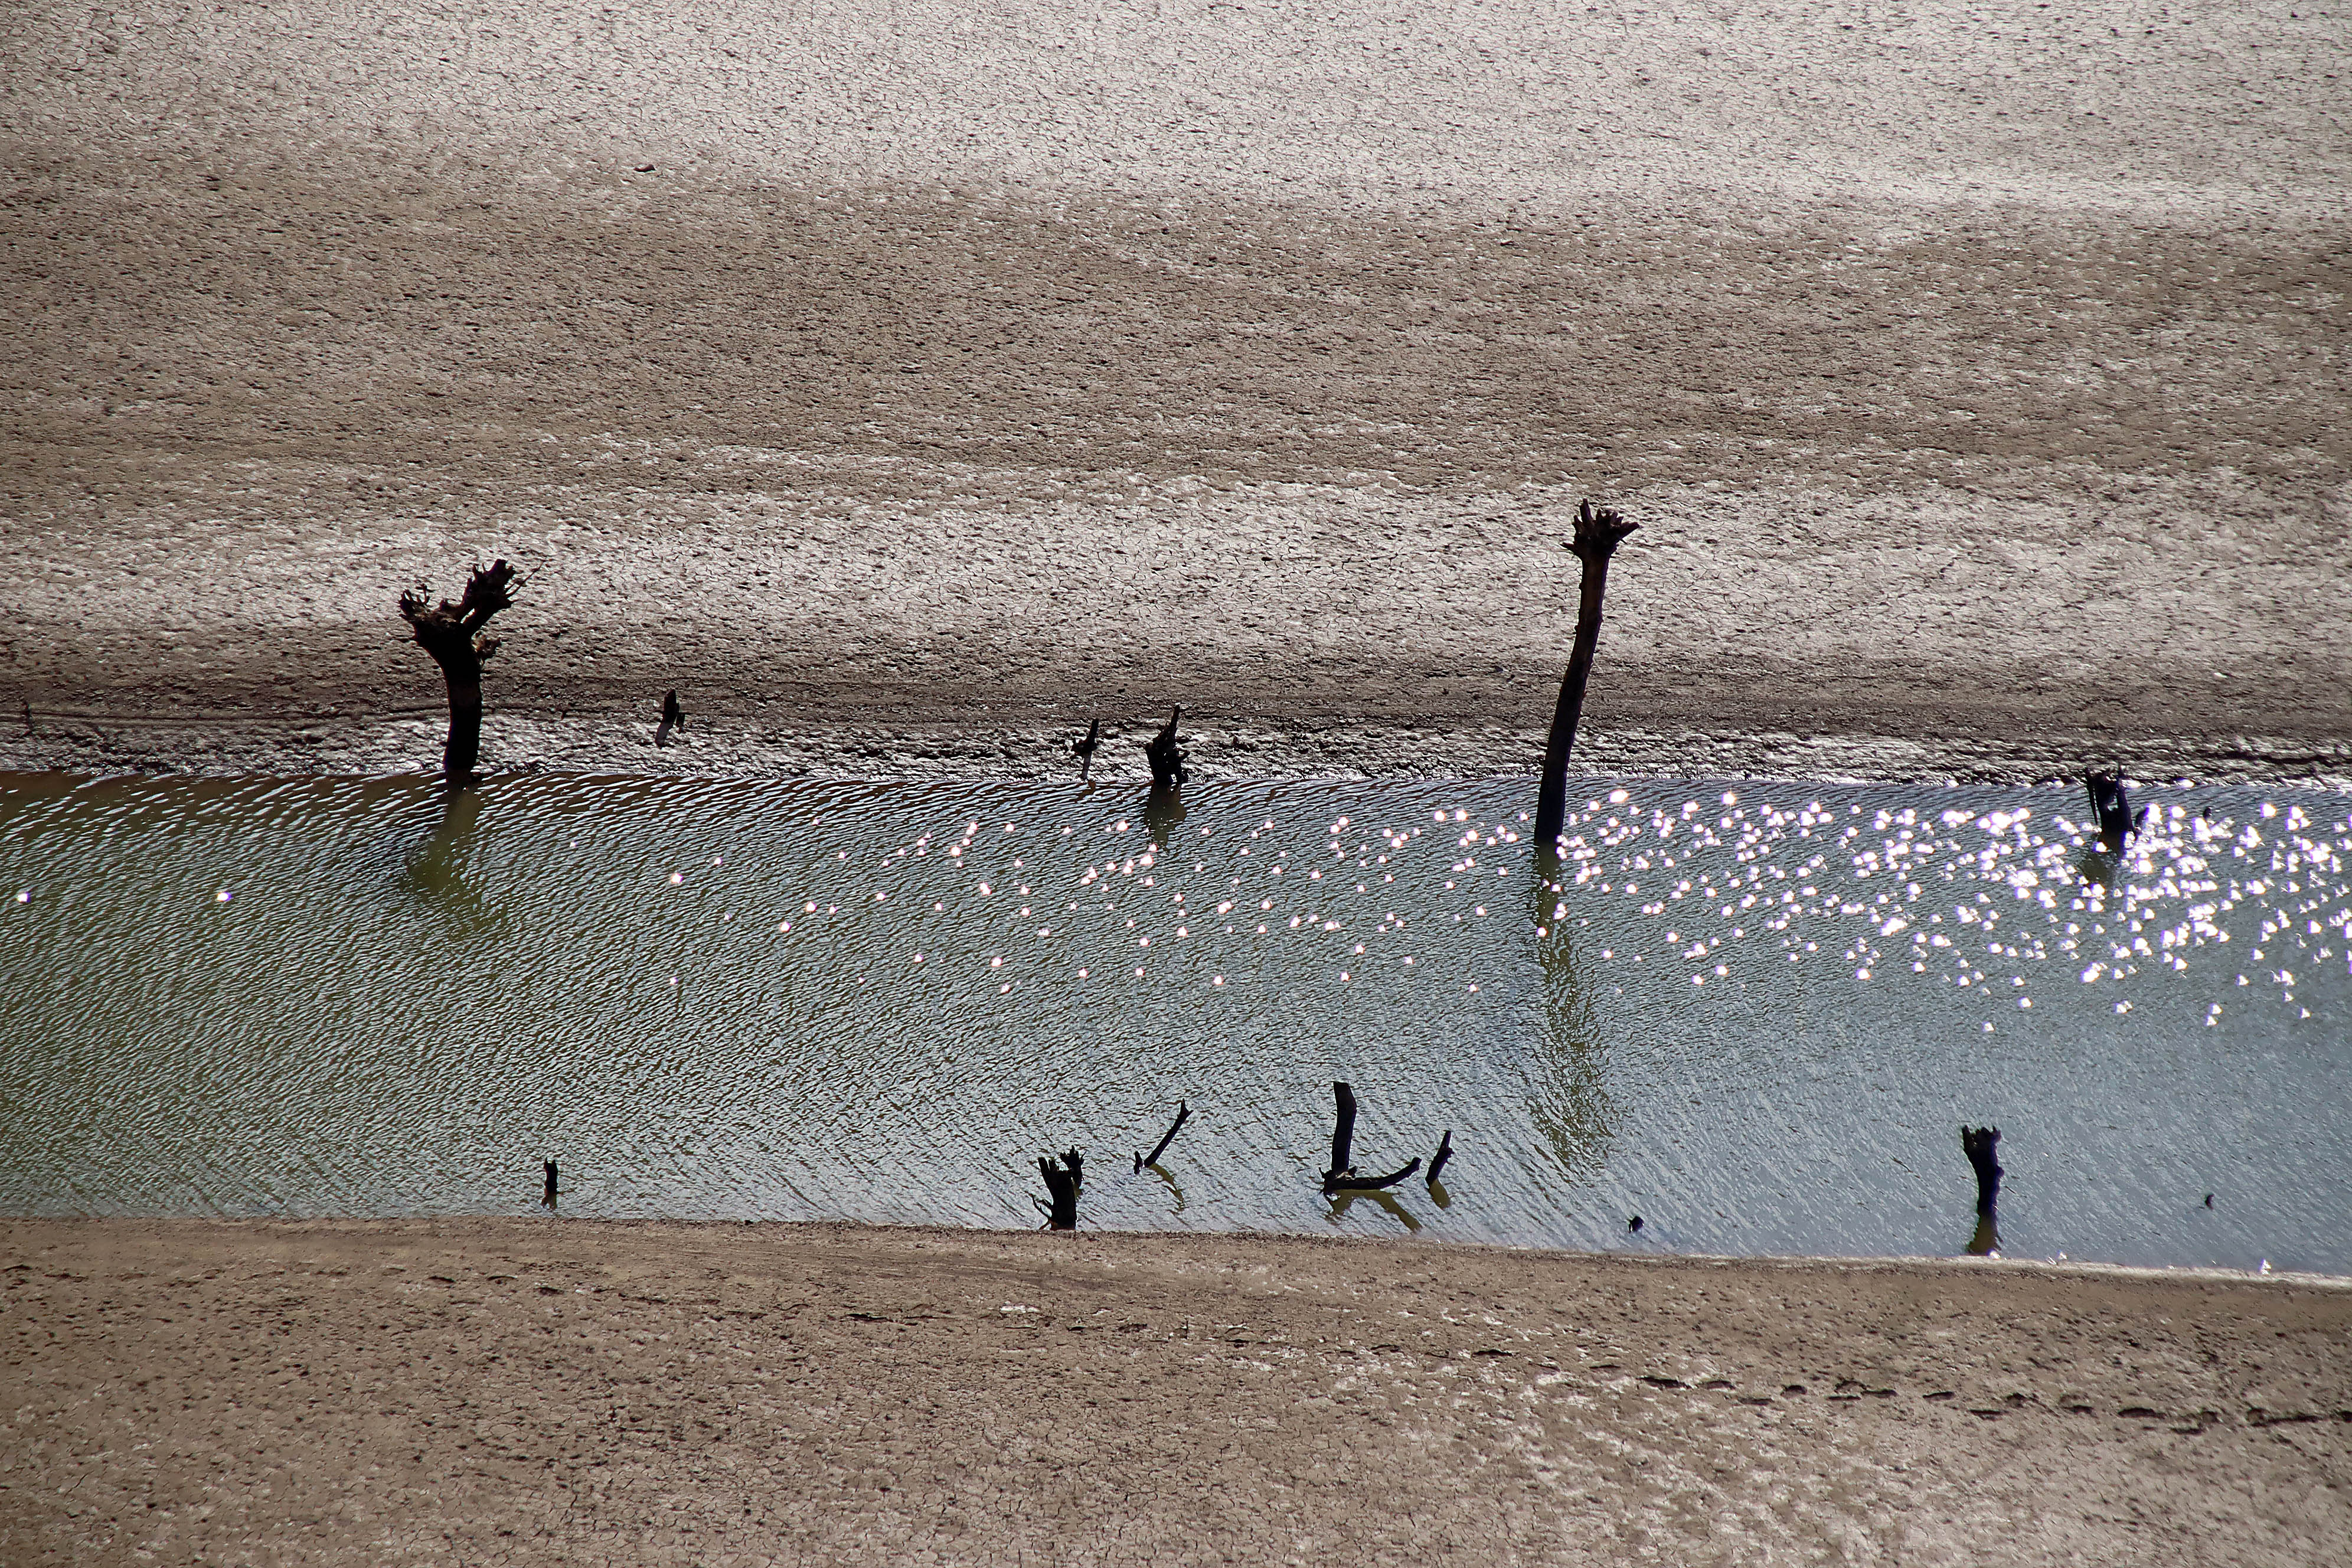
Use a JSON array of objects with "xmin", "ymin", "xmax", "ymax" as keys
[
  {"xmin": 1534, "ymin": 502, "xmax": 1638, "ymax": 855},
  {"xmin": 399, "ymin": 560, "xmax": 520, "ymax": 788},
  {"xmin": 1145, "ymin": 706, "xmax": 1188, "ymax": 790},
  {"xmin": 656, "ymin": 689, "xmax": 685, "ymax": 747},
  {"xmin": 541, "ymin": 1159, "xmax": 558, "ymax": 1207},
  {"xmin": 1037, "ymin": 1149, "xmax": 1084, "ymax": 1229},
  {"xmin": 2085, "ymin": 772, "xmax": 2145, "ymax": 850},
  {"xmin": 1961, "ymin": 1125, "xmax": 2002, "ymax": 1214}
]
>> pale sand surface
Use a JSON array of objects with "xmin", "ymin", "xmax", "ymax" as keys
[
  {"xmin": 2, "ymin": 2, "xmax": 2347, "ymax": 780},
  {"xmin": 1, "ymin": 1220, "xmax": 2348, "ymax": 1565}
]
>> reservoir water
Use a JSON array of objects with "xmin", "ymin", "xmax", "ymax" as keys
[{"xmin": 2, "ymin": 770, "xmax": 2345, "ymax": 1273}]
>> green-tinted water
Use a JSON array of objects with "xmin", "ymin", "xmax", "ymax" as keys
[{"xmin": 2, "ymin": 771, "xmax": 2344, "ymax": 1272}]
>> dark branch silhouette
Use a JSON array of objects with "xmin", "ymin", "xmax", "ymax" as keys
[
  {"xmin": 1534, "ymin": 501, "xmax": 1638, "ymax": 855},
  {"xmin": 1073, "ymin": 717, "xmax": 1102, "ymax": 780},
  {"xmin": 656, "ymin": 688, "xmax": 685, "ymax": 747},
  {"xmin": 1319, "ymin": 1082, "xmax": 1422, "ymax": 1191},
  {"xmin": 398, "ymin": 559, "xmax": 519, "ymax": 788},
  {"xmin": 1135, "ymin": 1102, "xmax": 1191, "ymax": 1171},
  {"xmin": 1426, "ymin": 1129, "xmax": 1454, "ymax": 1186}
]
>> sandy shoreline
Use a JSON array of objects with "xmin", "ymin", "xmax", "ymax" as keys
[{"xmin": 3, "ymin": 1219, "xmax": 2348, "ymax": 1565}]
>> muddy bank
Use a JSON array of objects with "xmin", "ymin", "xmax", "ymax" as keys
[
  {"xmin": 4, "ymin": 2, "xmax": 2347, "ymax": 784},
  {"xmin": 4, "ymin": 1220, "xmax": 2347, "ymax": 1566}
]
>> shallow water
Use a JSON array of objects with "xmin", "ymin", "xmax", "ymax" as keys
[{"xmin": 1, "ymin": 770, "xmax": 2346, "ymax": 1273}]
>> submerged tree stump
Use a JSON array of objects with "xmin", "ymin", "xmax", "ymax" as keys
[
  {"xmin": 1145, "ymin": 705, "xmax": 1188, "ymax": 790},
  {"xmin": 1534, "ymin": 501, "xmax": 1638, "ymax": 856},
  {"xmin": 656, "ymin": 689, "xmax": 685, "ymax": 747},
  {"xmin": 542, "ymin": 1159, "xmax": 558, "ymax": 1207},
  {"xmin": 2085, "ymin": 772, "xmax": 2146, "ymax": 849},
  {"xmin": 1037, "ymin": 1149, "xmax": 1084, "ymax": 1229},
  {"xmin": 1961, "ymin": 1125, "xmax": 2003, "ymax": 1215},
  {"xmin": 398, "ymin": 560, "xmax": 520, "ymax": 788}
]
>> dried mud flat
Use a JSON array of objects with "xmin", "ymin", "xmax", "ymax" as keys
[
  {"xmin": 1, "ymin": 1, "xmax": 2347, "ymax": 783},
  {"xmin": 3, "ymin": 1220, "xmax": 2349, "ymax": 1566}
]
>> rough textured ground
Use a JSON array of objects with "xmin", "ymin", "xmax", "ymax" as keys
[
  {"xmin": 2, "ymin": 2, "xmax": 2347, "ymax": 782},
  {"xmin": 2, "ymin": 1220, "xmax": 2347, "ymax": 1566}
]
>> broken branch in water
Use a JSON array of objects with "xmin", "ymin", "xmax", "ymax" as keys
[
  {"xmin": 1426, "ymin": 1129, "xmax": 1454, "ymax": 1186},
  {"xmin": 2085, "ymin": 771, "xmax": 2146, "ymax": 849},
  {"xmin": 1073, "ymin": 717, "xmax": 1102, "ymax": 780},
  {"xmin": 1135, "ymin": 1101, "xmax": 1191, "ymax": 1172},
  {"xmin": 1319, "ymin": 1082, "xmax": 1423, "ymax": 1191}
]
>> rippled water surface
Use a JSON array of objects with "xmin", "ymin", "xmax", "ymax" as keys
[{"xmin": 2, "ymin": 771, "xmax": 2347, "ymax": 1272}]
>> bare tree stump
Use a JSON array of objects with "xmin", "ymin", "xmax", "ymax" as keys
[
  {"xmin": 1072, "ymin": 718, "xmax": 1102, "ymax": 780},
  {"xmin": 1961, "ymin": 1125, "xmax": 2002, "ymax": 1215},
  {"xmin": 1135, "ymin": 1102, "xmax": 1191, "ymax": 1172},
  {"xmin": 398, "ymin": 560, "xmax": 520, "ymax": 788},
  {"xmin": 1036, "ymin": 1149, "xmax": 1084, "ymax": 1229},
  {"xmin": 1534, "ymin": 501, "xmax": 1638, "ymax": 856},
  {"xmin": 656, "ymin": 689, "xmax": 685, "ymax": 747},
  {"xmin": 1426, "ymin": 1129, "xmax": 1455, "ymax": 1186},
  {"xmin": 2085, "ymin": 772, "xmax": 2146, "ymax": 849},
  {"xmin": 542, "ymin": 1159, "xmax": 558, "ymax": 1207},
  {"xmin": 1145, "ymin": 705, "xmax": 1188, "ymax": 789}
]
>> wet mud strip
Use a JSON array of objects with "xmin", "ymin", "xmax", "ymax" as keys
[{"xmin": 4, "ymin": 1220, "xmax": 2348, "ymax": 1566}]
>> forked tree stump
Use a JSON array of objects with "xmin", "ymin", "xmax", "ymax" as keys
[
  {"xmin": 398, "ymin": 560, "xmax": 520, "ymax": 788},
  {"xmin": 1320, "ymin": 1082, "xmax": 1421, "ymax": 1192},
  {"xmin": 1534, "ymin": 502, "xmax": 1638, "ymax": 856},
  {"xmin": 1037, "ymin": 1149, "xmax": 1084, "ymax": 1229}
]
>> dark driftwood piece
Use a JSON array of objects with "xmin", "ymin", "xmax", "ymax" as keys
[
  {"xmin": 398, "ymin": 559, "xmax": 520, "ymax": 788},
  {"xmin": 1426, "ymin": 1129, "xmax": 1454, "ymax": 1186},
  {"xmin": 541, "ymin": 1159, "xmax": 558, "ymax": 1207},
  {"xmin": 1320, "ymin": 1082, "xmax": 1422, "ymax": 1191},
  {"xmin": 1135, "ymin": 1102, "xmax": 1191, "ymax": 1171},
  {"xmin": 1962, "ymin": 1125, "xmax": 2003, "ymax": 1215},
  {"xmin": 2085, "ymin": 772, "xmax": 2146, "ymax": 848},
  {"xmin": 1145, "ymin": 705, "xmax": 1188, "ymax": 789},
  {"xmin": 1534, "ymin": 501, "xmax": 1638, "ymax": 855},
  {"xmin": 656, "ymin": 689, "xmax": 685, "ymax": 747},
  {"xmin": 1073, "ymin": 717, "xmax": 1102, "ymax": 780},
  {"xmin": 1036, "ymin": 1148, "xmax": 1084, "ymax": 1230}
]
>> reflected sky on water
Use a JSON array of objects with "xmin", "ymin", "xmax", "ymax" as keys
[{"xmin": 1, "ymin": 770, "xmax": 2345, "ymax": 1273}]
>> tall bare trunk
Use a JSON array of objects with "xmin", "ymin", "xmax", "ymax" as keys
[{"xmin": 1535, "ymin": 502, "xmax": 1638, "ymax": 855}]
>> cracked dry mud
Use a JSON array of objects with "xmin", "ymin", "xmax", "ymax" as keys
[{"xmin": 5, "ymin": 1221, "xmax": 2349, "ymax": 1566}]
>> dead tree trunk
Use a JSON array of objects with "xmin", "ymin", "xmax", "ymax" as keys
[
  {"xmin": 399, "ymin": 560, "xmax": 519, "ymax": 788},
  {"xmin": 1961, "ymin": 1125, "xmax": 2002, "ymax": 1215},
  {"xmin": 1145, "ymin": 705, "xmax": 1188, "ymax": 789},
  {"xmin": 1037, "ymin": 1149, "xmax": 1084, "ymax": 1229},
  {"xmin": 1534, "ymin": 501, "xmax": 1638, "ymax": 856}
]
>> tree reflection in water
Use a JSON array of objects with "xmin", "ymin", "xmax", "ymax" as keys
[
  {"xmin": 1523, "ymin": 867, "xmax": 1615, "ymax": 1188},
  {"xmin": 396, "ymin": 785, "xmax": 505, "ymax": 941}
]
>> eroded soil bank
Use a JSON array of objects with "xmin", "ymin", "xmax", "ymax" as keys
[{"xmin": 3, "ymin": 1220, "xmax": 2348, "ymax": 1566}]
